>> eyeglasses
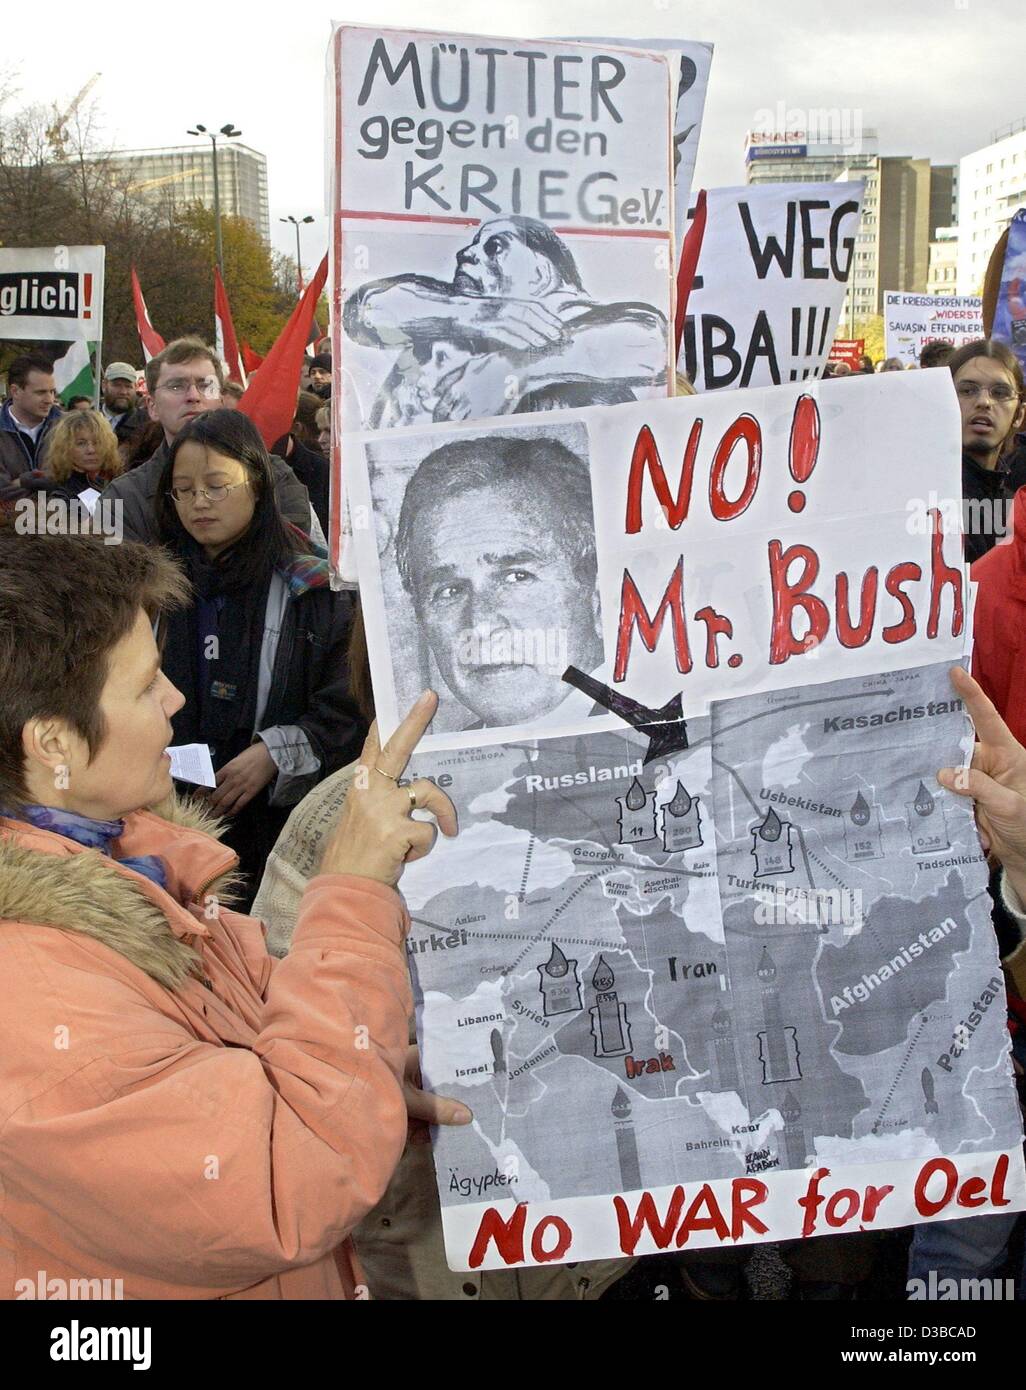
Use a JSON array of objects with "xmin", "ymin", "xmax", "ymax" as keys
[
  {"xmin": 158, "ymin": 376, "xmax": 221, "ymax": 397},
  {"xmin": 170, "ymin": 481, "xmax": 249, "ymax": 504},
  {"xmin": 955, "ymin": 381, "xmax": 1020, "ymax": 404}
]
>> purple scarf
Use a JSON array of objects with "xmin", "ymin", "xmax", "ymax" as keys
[{"xmin": 15, "ymin": 805, "xmax": 168, "ymax": 890}]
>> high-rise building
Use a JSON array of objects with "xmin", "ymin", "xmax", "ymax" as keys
[
  {"xmin": 927, "ymin": 227, "xmax": 959, "ymax": 296},
  {"xmin": 956, "ymin": 119, "xmax": 1026, "ymax": 294},
  {"xmin": 103, "ymin": 143, "xmax": 271, "ymax": 244},
  {"xmin": 743, "ymin": 135, "xmax": 955, "ymax": 325}
]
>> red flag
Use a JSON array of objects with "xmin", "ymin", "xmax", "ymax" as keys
[
  {"xmin": 674, "ymin": 189, "xmax": 708, "ymax": 359},
  {"xmin": 240, "ymin": 254, "xmax": 328, "ymax": 449},
  {"xmin": 131, "ymin": 267, "xmax": 166, "ymax": 361},
  {"xmin": 241, "ymin": 340, "xmax": 264, "ymax": 375},
  {"xmin": 214, "ymin": 266, "xmax": 246, "ymax": 387}
]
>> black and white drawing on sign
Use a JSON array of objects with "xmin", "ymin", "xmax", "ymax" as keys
[
  {"xmin": 344, "ymin": 216, "xmax": 668, "ymax": 426},
  {"xmin": 366, "ymin": 421, "xmax": 605, "ymax": 734}
]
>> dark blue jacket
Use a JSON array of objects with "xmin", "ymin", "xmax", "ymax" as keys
[{"xmin": 0, "ymin": 400, "xmax": 63, "ymax": 506}]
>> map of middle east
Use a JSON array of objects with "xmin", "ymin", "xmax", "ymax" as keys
[{"xmin": 400, "ymin": 660, "xmax": 1021, "ymax": 1220}]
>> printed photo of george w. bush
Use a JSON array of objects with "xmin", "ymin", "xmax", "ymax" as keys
[{"xmin": 363, "ymin": 420, "xmax": 606, "ymax": 735}]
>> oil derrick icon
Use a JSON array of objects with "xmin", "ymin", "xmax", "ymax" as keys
[
  {"xmin": 906, "ymin": 780, "xmax": 950, "ymax": 856},
  {"xmin": 589, "ymin": 955, "xmax": 632, "ymax": 1058},
  {"xmin": 709, "ymin": 997, "xmax": 741, "ymax": 1092},
  {"xmin": 660, "ymin": 782, "xmax": 703, "ymax": 852},
  {"xmin": 844, "ymin": 789, "xmax": 884, "ymax": 862},
  {"xmin": 751, "ymin": 806, "xmax": 795, "ymax": 878},
  {"xmin": 617, "ymin": 776, "xmax": 657, "ymax": 846},
  {"xmin": 780, "ymin": 1090, "xmax": 808, "ymax": 1168},
  {"xmin": 537, "ymin": 942, "xmax": 583, "ymax": 1017},
  {"xmin": 755, "ymin": 946, "xmax": 801, "ymax": 1084},
  {"xmin": 612, "ymin": 1085, "xmax": 641, "ymax": 1191}
]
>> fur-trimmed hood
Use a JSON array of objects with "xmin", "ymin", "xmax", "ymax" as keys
[{"xmin": 0, "ymin": 792, "xmax": 241, "ymax": 991}]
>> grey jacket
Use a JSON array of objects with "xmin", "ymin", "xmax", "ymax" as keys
[{"xmin": 102, "ymin": 443, "xmax": 313, "ymax": 544}]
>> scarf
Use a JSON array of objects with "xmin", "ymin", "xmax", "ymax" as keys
[{"xmin": 14, "ymin": 804, "xmax": 167, "ymax": 888}]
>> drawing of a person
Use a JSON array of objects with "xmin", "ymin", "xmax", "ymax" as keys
[{"xmin": 344, "ymin": 216, "xmax": 668, "ymax": 426}]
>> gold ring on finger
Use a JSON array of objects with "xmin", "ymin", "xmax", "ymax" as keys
[
  {"xmin": 374, "ymin": 765, "xmax": 399, "ymax": 783},
  {"xmin": 408, "ymin": 787, "xmax": 417, "ymax": 812}
]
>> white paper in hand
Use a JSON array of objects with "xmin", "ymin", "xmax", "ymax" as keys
[
  {"xmin": 167, "ymin": 743, "xmax": 216, "ymax": 788},
  {"xmin": 77, "ymin": 487, "xmax": 101, "ymax": 514}
]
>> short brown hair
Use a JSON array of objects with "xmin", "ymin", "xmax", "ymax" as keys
[
  {"xmin": 8, "ymin": 352, "xmax": 55, "ymax": 388},
  {"xmin": 45, "ymin": 410, "xmax": 123, "ymax": 484},
  {"xmin": 144, "ymin": 336, "xmax": 224, "ymax": 396},
  {"xmin": 0, "ymin": 529, "xmax": 189, "ymax": 810},
  {"xmin": 948, "ymin": 338, "xmax": 1025, "ymax": 395}
]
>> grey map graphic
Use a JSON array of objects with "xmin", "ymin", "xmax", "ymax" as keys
[{"xmin": 400, "ymin": 661, "xmax": 1021, "ymax": 1218}]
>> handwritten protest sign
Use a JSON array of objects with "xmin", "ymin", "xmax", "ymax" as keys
[
  {"xmin": 0, "ymin": 246, "xmax": 104, "ymax": 343},
  {"xmin": 347, "ymin": 370, "xmax": 1024, "ymax": 1269},
  {"xmin": 884, "ymin": 292, "xmax": 984, "ymax": 368},
  {"xmin": 327, "ymin": 24, "xmax": 676, "ymax": 577},
  {"xmin": 679, "ymin": 183, "xmax": 863, "ymax": 391}
]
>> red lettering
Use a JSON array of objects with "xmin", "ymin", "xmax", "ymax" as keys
[
  {"xmin": 675, "ymin": 1184, "xmax": 730, "ymax": 1246},
  {"xmin": 709, "ymin": 414, "xmax": 762, "ymax": 521},
  {"xmin": 824, "ymin": 1188, "xmax": 860, "ymax": 1228},
  {"xmin": 798, "ymin": 1167, "xmax": 831, "ymax": 1236},
  {"xmin": 467, "ymin": 1203, "xmax": 527, "ymax": 1269},
  {"xmin": 731, "ymin": 1178, "xmax": 770, "ymax": 1238},
  {"xmin": 862, "ymin": 1183, "xmax": 894, "ymax": 1224},
  {"xmin": 624, "ymin": 420, "xmax": 702, "ymax": 534},
  {"xmin": 914, "ymin": 1157, "xmax": 958, "ymax": 1217},
  {"xmin": 835, "ymin": 568, "xmax": 878, "ymax": 648},
  {"xmin": 767, "ymin": 541, "xmax": 830, "ymax": 665},
  {"xmin": 614, "ymin": 561, "xmax": 692, "ymax": 683},
  {"xmin": 694, "ymin": 604, "xmax": 734, "ymax": 668},
  {"xmin": 530, "ymin": 1214, "xmax": 573, "ymax": 1262},
  {"xmin": 882, "ymin": 561, "xmax": 921, "ymax": 644},
  {"xmin": 927, "ymin": 508, "xmax": 964, "ymax": 639},
  {"xmin": 613, "ymin": 1187, "xmax": 686, "ymax": 1256},
  {"xmin": 990, "ymin": 1152, "xmax": 1011, "ymax": 1207},
  {"xmin": 957, "ymin": 1175, "xmax": 988, "ymax": 1208}
]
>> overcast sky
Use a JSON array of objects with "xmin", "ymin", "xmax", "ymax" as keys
[{"xmin": 9, "ymin": 0, "xmax": 1024, "ymax": 271}]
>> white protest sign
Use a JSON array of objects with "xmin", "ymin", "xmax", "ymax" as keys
[
  {"xmin": 884, "ymin": 292, "xmax": 984, "ymax": 368},
  {"xmin": 0, "ymin": 246, "xmax": 105, "ymax": 343},
  {"xmin": 327, "ymin": 25, "xmax": 676, "ymax": 576},
  {"xmin": 349, "ymin": 371, "xmax": 967, "ymax": 748},
  {"xmin": 563, "ymin": 36, "xmax": 713, "ymax": 261},
  {"xmin": 680, "ymin": 182, "xmax": 864, "ymax": 390},
  {"xmin": 347, "ymin": 370, "xmax": 1023, "ymax": 1270}
]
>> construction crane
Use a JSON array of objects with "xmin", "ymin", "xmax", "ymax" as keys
[
  {"xmin": 127, "ymin": 169, "xmax": 203, "ymax": 194},
  {"xmin": 46, "ymin": 73, "xmax": 102, "ymax": 158}
]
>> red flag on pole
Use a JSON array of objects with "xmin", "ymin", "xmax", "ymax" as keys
[
  {"xmin": 214, "ymin": 267, "xmax": 246, "ymax": 387},
  {"xmin": 131, "ymin": 267, "xmax": 166, "ymax": 362},
  {"xmin": 241, "ymin": 340, "xmax": 264, "ymax": 375},
  {"xmin": 674, "ymin": 189, "xmax": 708, "ymax": 360},
  {"xmin": 240, "ymin": 254, "xmax": 328, "ymax": 450}
]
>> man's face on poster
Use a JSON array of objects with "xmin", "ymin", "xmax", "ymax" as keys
[
  {"xmin": 406, "ymin": 478, "xmax": 602, "ymax": 727},
  {"xmin": 454, "ymin": 220, "xmax": 560, "ymax": 300}
]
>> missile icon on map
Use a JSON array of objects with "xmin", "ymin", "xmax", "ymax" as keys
[{"xmin": 561, "ymin": 666, "xmax": 689, "ymax": 764}]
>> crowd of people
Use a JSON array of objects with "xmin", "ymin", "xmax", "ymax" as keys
[{"xmin": 0, "ymin": 328, "xmax": 1025, "ymax": 1303}]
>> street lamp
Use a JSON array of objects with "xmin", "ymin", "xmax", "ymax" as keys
[
  {"xmin": 187, "ymin": 122, "xmax": 242, "ymax": 276},
  {"xmin": 281, "ymin": 215, "xmax": 315, "ymax": 294}
]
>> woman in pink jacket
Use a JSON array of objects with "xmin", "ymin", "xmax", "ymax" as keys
[{"xmin": 0, "ymin": 528, "xmax": 459, "ymax": 1300}]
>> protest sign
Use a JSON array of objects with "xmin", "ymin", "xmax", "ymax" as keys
[
  {"xmin": 327, "ymin": 24, "xmax": 676, "ymax": 574},
  {"xmin": 565, "ymin": 37, "xmax": 713, "ymax": 263},
  {"xmin": 829, "ymin": 338, "xmax": 864, "ymax": 370},
  {"xmin": 883, "ymin": 292, "xmax": 984, "ymax": 368},
  {"xmin": 347, "ymin": 370, "xmax": 1024, "ymax": 1269},
  {"xmin": 990, "ymin": 206, "xmax": 1026, "ymax": 374},
  {"xmin": 679, "ymin": 182, "xmax": 863, "ymax": 391},
  {"xmin": 0, "ymin": 246, "xmax": 104, "ymax": 342}
]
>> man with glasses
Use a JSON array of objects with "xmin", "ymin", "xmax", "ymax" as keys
[
  {"xmin": 103, "ymin": 338, "xmax": 314, "ymax": 544},
  {"xmin": 947, "ymin": 339, "xmax": 1026, "ymax": 564}
]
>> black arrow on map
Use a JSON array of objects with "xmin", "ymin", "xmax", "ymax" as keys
[{"xmin": 561, "ymin": 667, "xmax": 689, "ymax": 764}]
